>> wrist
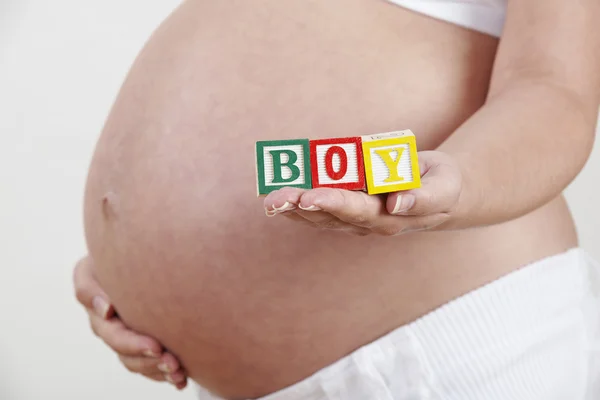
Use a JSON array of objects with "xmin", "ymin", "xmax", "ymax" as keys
[{"xmin": 435, "ymin": 154, "xmax": 479, "ymax": 231}]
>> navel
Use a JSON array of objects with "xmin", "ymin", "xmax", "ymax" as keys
[{"xmin": 101, "ymin": 191, "xmax": 120, "ymax": 220}]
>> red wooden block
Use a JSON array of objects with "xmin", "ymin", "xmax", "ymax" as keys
[{"xmin": 309, "ymin": 137, "xmax": 366, "ymax": 190}]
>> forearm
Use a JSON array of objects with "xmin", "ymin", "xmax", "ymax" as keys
[{"xmin": 438, "ymin": 78, "xmax": 598, "ymax": 229}]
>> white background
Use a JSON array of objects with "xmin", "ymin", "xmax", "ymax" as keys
[{"xmin": 1, "ymin": 1, "xmax": 598, "ymax": 399}]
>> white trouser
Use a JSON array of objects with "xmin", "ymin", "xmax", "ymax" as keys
[{"xmin": 196, "ymin": 248, "xmax": 600, "ymax": 399}]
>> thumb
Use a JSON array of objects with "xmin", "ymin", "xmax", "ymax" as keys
[
  {"xmin": 386, "ymin": 151, "xmax": 462, "ymax": 216},
  {"xmin": 73, "ymin": 256, "xmax": 115, "ymax": 319}
]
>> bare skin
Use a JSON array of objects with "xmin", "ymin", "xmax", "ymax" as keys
[{"xmin": 80, "ymin": 0, "xmax": 599, "ymax": 399}]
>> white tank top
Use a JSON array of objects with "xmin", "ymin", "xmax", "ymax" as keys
[{"xmin": 387, "ymin": 0, "xmax": 507, "ymax": 37}]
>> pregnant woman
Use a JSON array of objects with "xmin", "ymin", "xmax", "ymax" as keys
[{"xmin": 74, "ymin": 0, "xmax": 600, "ymax": 399}]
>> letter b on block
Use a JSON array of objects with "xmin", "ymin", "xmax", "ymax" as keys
[
  {"xmin": 362, "ymin": 130, "xmax": 421, "ymax": 195},
  {"xmin": 256, "ymin": 139, "xmax": 312, "ymax": 195},
  {"xmin": 309, "ymin": 137, "xmax": 366, "ymax": 190}
]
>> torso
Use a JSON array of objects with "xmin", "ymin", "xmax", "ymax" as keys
[{"xmin": 84, "ymin": 0, "xmax": 578, "ymax": 398}]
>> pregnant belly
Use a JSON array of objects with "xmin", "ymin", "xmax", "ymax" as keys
[{"xmin": 84, "ymin": 0, "xmax": 500, "ymax": 398}]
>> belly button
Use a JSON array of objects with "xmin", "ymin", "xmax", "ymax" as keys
[{"xmin": 102, "ymin": 191, "xmax": 120, "ymax": 219}]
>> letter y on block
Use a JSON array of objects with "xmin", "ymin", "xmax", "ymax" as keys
[
  {"xmin": 361, "ymin": 130, "xmax": 421, "ymax": 195},
  {"xmin": 256, "ymin": 139, "xmax": 312, "ymax": 196}
]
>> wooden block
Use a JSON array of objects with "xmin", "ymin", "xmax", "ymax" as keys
[
  {"xmin": 309, "ymin": 137, "xmax": 366, "ymax": 191},
  {"xmin": 255, "ymin": 139, "xmax": 312, "ymax": 196},
  {"xmin": 361, "ymin": 130, "xmax": 421, "ymax": 195}
]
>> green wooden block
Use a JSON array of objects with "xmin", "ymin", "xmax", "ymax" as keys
[{"xmin": 255, "ymin": 139, "xmax": 312, "ymax": 196}]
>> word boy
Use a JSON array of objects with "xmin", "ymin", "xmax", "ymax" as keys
[{"xmin": 256, "ymin": 130, "xmax": 421, "ymax": 196}]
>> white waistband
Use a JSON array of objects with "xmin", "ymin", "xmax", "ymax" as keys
[
  {"xmin": 407, "ymin": 248, "xmax": 600, "ymax": 398},
  {"xmin": 387, "ymin": 0, "xmax": 506, "ymax": 37}
]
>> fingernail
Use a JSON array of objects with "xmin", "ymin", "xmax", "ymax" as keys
[
  {"xmin": 143, "ymin": 349, "xmax": 160, "ymax": 358},
  {"xmin": 298, "ymin": 204, "xmax": 321, "ymax": 211},
  {"xmin": 392, "ymin": 194, "xmax": 415, "ymax": 214},
  {"xmin": 272, "ymin": 202, "xmax": 296, "ymax": 212},
  {"xmin": 92, "ymin": 296, "xmax": 110, "ymax": 319},
  {"xmin": 265, "ymin": 209, "xmax": 278, "ymax": 217},
  {"xmin": 158, "ymin": 363, "xmax": 172, "ymax": 374},
  {"xmin": 165, "ymin": 374, "xmax": 175, "ymax": 384}
]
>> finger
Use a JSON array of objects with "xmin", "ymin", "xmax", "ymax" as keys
[
  {"xmin": 143, "ymin": 372, "xmax": 188, "ymax": 389},
  {"xmin": 88, "ymin": 311, "xmax": 162, "ymax": 357},
  {"xmin": 165, "ymin": 369, "xmax": 187, "ymax": 385},
  {"xmin": 119, "ymin": 355, "xmax": 162, "ymax": 374},
  {"xmin": 279, "ymin": 211, "xmax": 316, "ymax": 225},
  {"xmin": 293, "ymin": 208, "xmax": 349, "ymax": 230},
  {"xmin": 282, "ymin": 210, "xmax": 371, "ymax": 235},
  {"xmin": 386, "ymin": 151, "xmax": 462, "ymax": 216},
  {"xmin": 263, "ymin": 187, "xmax": 306, "ymax": 216},
  {"xmin": 298, "ymin": 188, "xmax": 385, "ymax": 228},
  {"xmin": 156, "ymin": 352, "xmax": 183, "ymax": 375},
  {"xmin": 265, "ymin": 187, "xmax": 356, "ymax": 230},
  {"xmin": 144, "ymin": 372, "xmax": 168, "ymax": 382},
  {"xmin": 73, "ymin": 256, "xmax": 115, "ymax": 319}
]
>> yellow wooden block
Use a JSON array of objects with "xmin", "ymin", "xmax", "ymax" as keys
[{"xmin": 361, "ymin": 130, "xmax": 421, "ymax": 195}]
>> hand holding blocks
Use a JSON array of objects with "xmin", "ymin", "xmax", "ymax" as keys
[{"xmin": 256, "ymin": 130, "xmax": 421, "ymax": 196}]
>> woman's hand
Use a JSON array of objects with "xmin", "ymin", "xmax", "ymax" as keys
[
  {"xmin": 263, "ymin": 151, "xmax": 463, "ymax": 236},
  {"xmin": 73, "ymin": 256, "xmax": 188, "ymax": 390}
]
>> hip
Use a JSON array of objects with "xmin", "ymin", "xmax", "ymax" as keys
[{"xmin": 197, "ymin": 246, "xmax": 600, "ymax": 399}]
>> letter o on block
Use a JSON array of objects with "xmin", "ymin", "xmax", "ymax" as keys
[
  {"xmin": 325, "ymin": 146, "xmax": 348, "ymax": 181},
  {"xmin": 310, "ymin": 137, "xmax": 366, "ymax": 191}
]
